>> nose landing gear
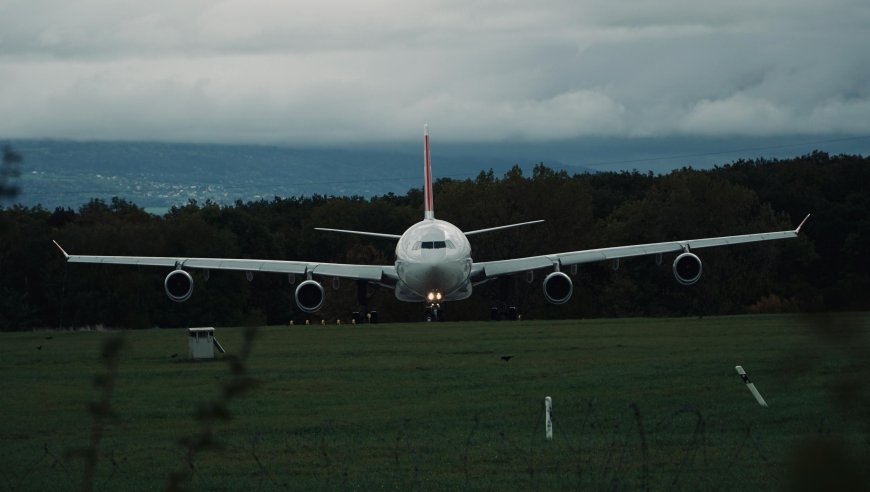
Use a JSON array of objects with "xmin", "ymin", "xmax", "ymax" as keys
[
  {"xmin": 424, "ymin": 290, "xmax": 445, "ymax": 322},
  {"xmin": 424, "ymin": 303, "xmax": 444, "ymax": 322}
]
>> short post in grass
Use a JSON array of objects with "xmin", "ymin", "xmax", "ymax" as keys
[
  {"xmin": 735, "ymin": 365, "xmax": 768, "ymax": 407},
  {"xmin": 545, "ymin": 396, "xmax": 553, "ymax": 441}
]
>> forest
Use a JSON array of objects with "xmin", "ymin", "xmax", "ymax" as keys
[{"xmin": 0, "ymin": 150, "xmax": 868, "ymax": 330}]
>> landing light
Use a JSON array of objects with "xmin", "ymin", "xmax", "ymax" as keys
[
  {"xmin": 427, "ymin": 292, "xmax": 435, "ymax": 301},
  {"xmin": 436, "ymin": 292, "xmax": 443, "ymax": 300}
]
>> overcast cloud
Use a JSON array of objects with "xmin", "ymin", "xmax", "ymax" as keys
[{"xmin": 1, "ymin": 0, "xmax": 869, "ymax": 143}]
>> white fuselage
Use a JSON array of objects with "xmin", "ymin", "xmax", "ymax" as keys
[{"xmin": 393, "ymin": 219, "xmax": 473, "ymax": 302}]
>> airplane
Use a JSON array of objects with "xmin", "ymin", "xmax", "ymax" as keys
[{"xmin": 52, "ymin": 125, "xmax": 810, "ymax": 320}]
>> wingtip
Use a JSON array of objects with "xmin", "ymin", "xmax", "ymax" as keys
[
  {"xmin": 795, "ymin": 213, "xmax": 811, "ymax": 233},
  {"xmin": 52, "ymin": 240, "xmax": 69, "ymax": 259}
]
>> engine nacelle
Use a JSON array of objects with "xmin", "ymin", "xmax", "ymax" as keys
[
  {"xmin": 673, "ymin": 252, "xmax": 703, "ymax": 286},
  {"xmin": 543, "ymin": 271, "xmax": 573, "ymax": 305},
  {"xmin": 165, "ymin": 269, "xmax": 194, "ymax": 302},
  {"xmin": 295, "ymin": 279, "xmax": 325, "ymax": 313}
]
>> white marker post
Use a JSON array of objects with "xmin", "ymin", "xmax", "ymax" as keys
[
  {"xmin": 544, "ymin": 396, "xmax": 553, "ymax": 441},
  {"xmin": 735, "ymin": 366, "xmax": 768, "ymax": 407}
]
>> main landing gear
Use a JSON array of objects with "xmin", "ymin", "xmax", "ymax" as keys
[
  {"xmin": 490, "ymin": 304, "xmax": 519, "ymax": 321},
  {"xmin": 353, "ymin": 279, "xmax": 379, "ymax": 324}
]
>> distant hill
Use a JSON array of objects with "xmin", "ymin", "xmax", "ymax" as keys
[{"xmin": 8, "ymin": 140, "xmax": 588, "ymax": 211}]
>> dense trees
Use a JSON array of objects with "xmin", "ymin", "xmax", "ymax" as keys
[{"xmin": 1, "ymin": 152, "xmax": 867, "ymax": 330}]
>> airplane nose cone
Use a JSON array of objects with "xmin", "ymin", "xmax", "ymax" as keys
[
  {"xmin": 396, "ymin": 258, "xmax": 470, "ymax": 299},
  {"xmin": 426, "ymin": 259, "xmax": 472, "ymax": 290},
  {"xmin": 426, "ymin": 263, "xmax": 453, "ymax": 285}
]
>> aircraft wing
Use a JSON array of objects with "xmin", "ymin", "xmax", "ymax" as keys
[
  {"xmin": 473, "ymin": 215, "xmax": 810, "ymax": 278},
  {"xmin": 52, "ymin": 241, "xmax": 397, "ymax": 282}
]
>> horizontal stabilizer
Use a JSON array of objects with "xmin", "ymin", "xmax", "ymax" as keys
[
  {"xmin": 464, "ymin": 220, "xmax": 545, "ymax": 236},
  {"xmin": 314, "ymin": 227, "xmax": 402, "ymax": 240}
]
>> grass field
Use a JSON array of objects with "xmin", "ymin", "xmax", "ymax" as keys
[{"xmin": 1, "ymin": 313, "xmax": 869, "ymax": 491}]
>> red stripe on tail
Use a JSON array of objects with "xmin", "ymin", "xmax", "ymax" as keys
[{"xmin": 424, "ymin": 125, "xmax": 434, "ymax": 218}]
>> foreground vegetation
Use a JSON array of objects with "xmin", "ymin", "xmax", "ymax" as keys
[{"xmin": 1, "ymin": 313, "xmax": 868, "ymax": 491}]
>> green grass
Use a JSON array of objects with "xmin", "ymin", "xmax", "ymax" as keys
[{"xmin": 2, "ymin": 313, "xmax": 869, "ymax": 491}]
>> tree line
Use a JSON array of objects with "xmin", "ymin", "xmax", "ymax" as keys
[{"xmin": 0, "ymin": 150, "xmax": 867, "ymax": 329}]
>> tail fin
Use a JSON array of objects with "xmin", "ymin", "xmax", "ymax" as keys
[{"xmin": 424, "ymin": 124, "xmax": 434, "ymax": 220}]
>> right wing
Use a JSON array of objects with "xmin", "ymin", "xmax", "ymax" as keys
[
  {"xmin": 473, "ymin": 214, "xmax": 810, "ymax": 278},
  {"xmin": 52, "ymin": 241, "xmax": 397, "ymax": 282}
]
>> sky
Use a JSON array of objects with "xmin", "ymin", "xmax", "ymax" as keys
[{"xmin": 1, "ymin": 0, "xmax": 870, "ymax": 151}]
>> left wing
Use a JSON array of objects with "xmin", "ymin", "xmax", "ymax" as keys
[
  {"xmin": 52, "ymin": 241, "xmax": 397, "ymax": 282},
  {"xmin": 473, "ymin": 214, "xmax": 810, "ymax": 278}
]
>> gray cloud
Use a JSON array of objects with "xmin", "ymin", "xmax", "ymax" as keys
[{"xmin": 1, "ymin": 0, "xmax": 869, "ymax": 143}]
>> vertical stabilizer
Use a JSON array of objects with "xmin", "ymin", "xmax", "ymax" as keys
[{"xmin": 423, "ymin": 124, "xmax": 434, "ymax": 220}]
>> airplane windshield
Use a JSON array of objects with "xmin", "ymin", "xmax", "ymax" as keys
[{"xmin": 414, "ymin": 241, "xmax": 454, "ymax": 250}]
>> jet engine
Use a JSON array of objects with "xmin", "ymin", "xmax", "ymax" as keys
[
  {"xmin": 165, "ymin": 269, "xmax": 194, "ymax": 302},
  {"xmin": 295, "ymin": 279, "xmax": 325, "ymax": 313},
  {"xmin": 673, "ymin": 252, "xmax": 703, "ymax": 286},
  {"xmin": 543, "ymin": 271, "xmax": 573, "ymax": 304}
]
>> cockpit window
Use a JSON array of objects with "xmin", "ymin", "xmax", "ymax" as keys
[{"xmin": 416, "ymin": 241, "xmax": 450, "ymax": 250}]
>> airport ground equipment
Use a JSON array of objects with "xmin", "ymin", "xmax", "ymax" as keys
[{"xmin": 188, "ymin": 327, "xmax": 225, "ymax": 360}]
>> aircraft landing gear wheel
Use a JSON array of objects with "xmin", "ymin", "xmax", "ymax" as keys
[{"xmin": 425, "ymin": 304, "xmax": 443, "ymax": 322}]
